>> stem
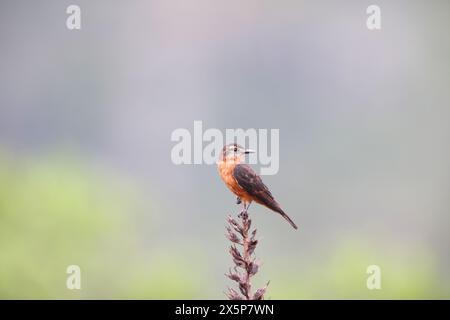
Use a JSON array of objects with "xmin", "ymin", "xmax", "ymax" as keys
[
  {"xmin": 241, "ymin": 213, "xmax": 251, "ymax": 299},
  {"xmin": 225, "ymin": 211, "xmax": 268, "ymax": 300}
]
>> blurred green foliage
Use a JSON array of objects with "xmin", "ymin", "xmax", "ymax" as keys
[
  {"xmin": 0, "ymin": 151, "xmax": 207, "ymax": 299},
  {"xmin": 268, "ymin": 243, "xmax": 447, "ymax": 299}
]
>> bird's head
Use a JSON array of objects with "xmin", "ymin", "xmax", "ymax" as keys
[{"xmin": 219, "ymin": 143, "xmax": 255, "ymax": 163}]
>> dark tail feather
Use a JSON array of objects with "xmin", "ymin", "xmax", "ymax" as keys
[
  {"xmin": 276, "ymin": 208, "xmax": 298, "ymax": 230},
  {"xmin": 261, "ymin": 197, "xmax": 298, "ymax": 229}
]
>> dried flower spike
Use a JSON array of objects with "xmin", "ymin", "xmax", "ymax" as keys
[{"xmin": 225, "ymin": 211, "xmax": 269, "ymax": 300}]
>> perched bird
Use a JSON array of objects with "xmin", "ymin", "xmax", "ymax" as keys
[{"xmin": 217, "ymin": 143, "xmax": 298, "ymax": 229}]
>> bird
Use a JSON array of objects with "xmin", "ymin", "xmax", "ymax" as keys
[{"xmin": 217, "ymin": 143, "xmax": 298, "ymax": 229}]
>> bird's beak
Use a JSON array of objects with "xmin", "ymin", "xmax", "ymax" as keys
[{"xmin": 244, "ymin": 149, "xmax": 255, "ymax": 154}]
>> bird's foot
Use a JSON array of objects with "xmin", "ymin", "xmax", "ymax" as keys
[
  {"xmin": 238, "ymin": 209, "xmax": 248, "ymax": 219},
  {"xmin": 236, "ymin": 197, "xmax": 242, "ymax": 205}
]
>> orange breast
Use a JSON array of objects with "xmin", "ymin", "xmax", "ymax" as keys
[{"xmin": 218, "ymin": 160, "xmax": 252, "ymax": 202}]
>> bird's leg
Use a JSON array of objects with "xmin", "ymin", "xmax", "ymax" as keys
[
  {"xmin": 238, "ymin": 202, "xmax": 245, "ymax": 218},
  {"xmin": 236, "ymin": 197, "xmax": 242, "ymax": 205},
  {"xmin": 238, "ymin": 201, "xmax": 250, "ymax": 219}
]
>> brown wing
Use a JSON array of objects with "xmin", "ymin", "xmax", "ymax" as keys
[
  {"xmin": 232, "ymin": 164, "xmax": 279, "ymax": 211},
  {"xmin": 232, "ymin": 164, "xmax": 299, "ymax": 229}
]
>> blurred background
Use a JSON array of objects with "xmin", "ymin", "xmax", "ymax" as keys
[{"xmin": 1, "ymin": 0, "xmax": 449, "ymax": 299}]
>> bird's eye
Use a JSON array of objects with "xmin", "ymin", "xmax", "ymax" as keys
[{"xmin": 234, "ymin": 147, "xmax": 238, "ymax": 152}]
